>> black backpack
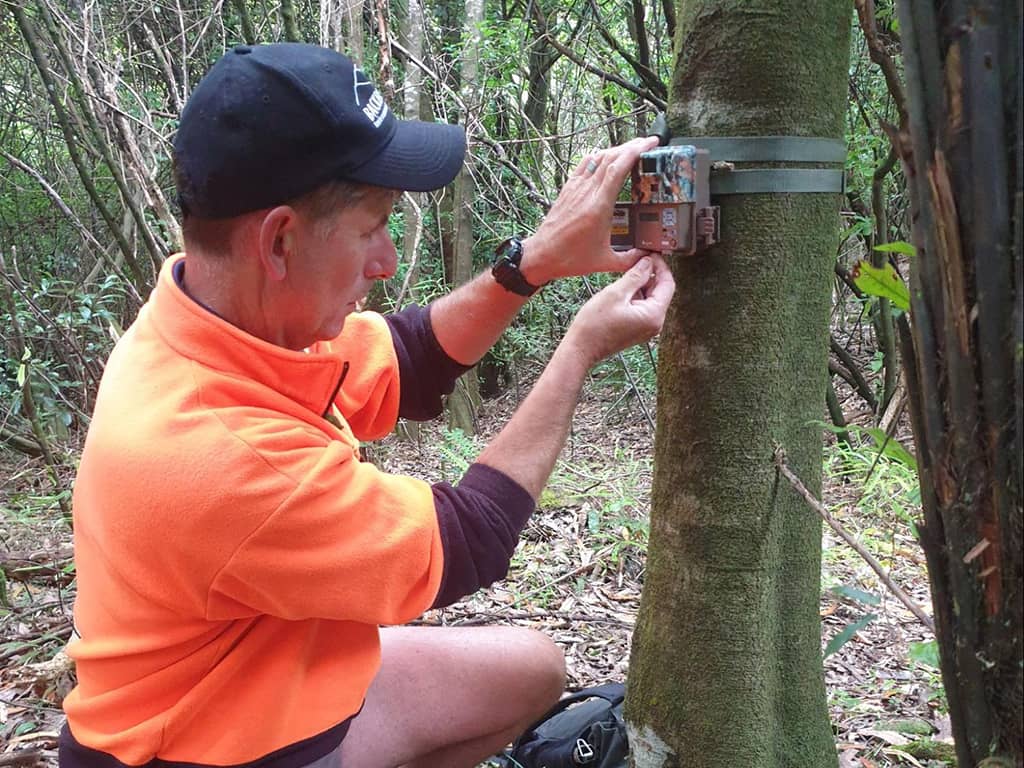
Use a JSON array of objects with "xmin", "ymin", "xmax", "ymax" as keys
[{"xmin": 492, "ymin": 682, "xmax": 628, "ymax": 768}]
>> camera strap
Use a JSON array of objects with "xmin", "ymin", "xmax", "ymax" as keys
[{"xmin": 669, "ymin": 136, "xmax": 846, "ymax": 195}]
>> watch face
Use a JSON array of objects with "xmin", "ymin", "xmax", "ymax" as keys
[{"xmin": 493, "ymin": 237, "xmax": 523, "ymax": 267}]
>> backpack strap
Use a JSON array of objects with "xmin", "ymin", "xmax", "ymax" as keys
[{"xmin": 514, "ymin": 682, "xmax": 626, "ymax": 746}]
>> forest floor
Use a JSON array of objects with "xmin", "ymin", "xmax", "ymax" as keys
[{"xmin": 0, "ymin": 365, "xmax": 953, "ymax": 766}]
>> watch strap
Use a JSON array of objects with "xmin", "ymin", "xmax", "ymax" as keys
[{"xmin": 491, "ymin": 237, "xmax": 543, "ymax": 297}]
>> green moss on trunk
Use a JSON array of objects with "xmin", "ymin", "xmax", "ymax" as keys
[{"xmin": 625, "ymin": 2, "xmax": 851, "ymax": 766}]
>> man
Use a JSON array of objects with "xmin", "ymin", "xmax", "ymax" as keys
[{"xmin": 60, "ymin": 43, "xmax": 674, "ymax": 768}]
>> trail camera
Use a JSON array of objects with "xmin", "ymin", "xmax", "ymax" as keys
[{"xmin": 611, "ymin": 146, "xmax": 719, "ymax": 256}]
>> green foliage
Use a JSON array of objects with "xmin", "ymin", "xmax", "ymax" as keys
[
  {"xmin": 437, "ymin": 426, "xmax": 481, "ymax": 480},
  {"xmin": 818, "ymin": 421, "xmax": 919, "ymax": 474},
  {"xmin": 851, "ymin": 259, "xmax": 911, "ymax": 311},
  {"xmin": 830, "ymin": 584, "xmax": 881, "ymax": 606},
  {"xmin": 824, "ymin": 433, "xmax": 921, "ymax": 531},
  {"xmin": 1, "ymin": 272, "xmax": 127, "ymax": 438},
  {"xmin": 873, "ymin": 240, "xmax": 916, "ymax": 257},
  {"xmin": 909, "ymin": 639, "xmax": 940, "ymax": 669},
  {"xmin": 824, "ymin": 612, "xmax": 877, "ymax": 657}
]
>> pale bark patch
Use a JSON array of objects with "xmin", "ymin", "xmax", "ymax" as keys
[{"xmin": 626, "ymin": 723, "xmax": 678, "ymax": 767}]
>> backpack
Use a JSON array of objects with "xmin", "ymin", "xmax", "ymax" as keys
[{"xmin": 492, "ymin": 682, "xmax": 629, "ymax": 768}]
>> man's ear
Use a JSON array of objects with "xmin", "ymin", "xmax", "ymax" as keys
[{"xmin": 257, "ymin": 206, "xmax": 299, "ymax": 281}]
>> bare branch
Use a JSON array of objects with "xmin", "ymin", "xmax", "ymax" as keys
[
  {"xmin": 853, "ymin": 0, "xmax": 908, "ymax": 129},
  {"xmin": 774, "ymin": 447, "xmax": 935, "ymax": 632},
  {"xmin": 531, "ymin": 5, "xmax": 666, "ymax": 111}
]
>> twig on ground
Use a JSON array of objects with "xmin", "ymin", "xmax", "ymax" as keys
[
  {"xmin": 414, "ymin": 609, "xmax": 633, "ymax": 628},
  {"xmin": 774, "ymin": 446, "xmax": 935, "ymax": 632},
  {"xmin": 512, "ymin": 559, "xmax": 600, "ymax": 607}
]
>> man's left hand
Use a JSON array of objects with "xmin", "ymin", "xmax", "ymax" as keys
[{"xmin": 518, "ymin": 135, "xmax": 660, "ymax": 286}]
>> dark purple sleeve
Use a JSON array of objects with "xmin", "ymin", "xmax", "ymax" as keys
[
  {"xmin": 429, "ymin": 463, "xmax": 536, "ymax": 608},
  {"xmin": 385, "ymin": 304, "xmax": 472, "ymax": 421}
]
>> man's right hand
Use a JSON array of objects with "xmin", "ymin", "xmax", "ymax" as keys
[{"xmin": 563, "ymin": 254, "xmax": 675, "ymax": 368}]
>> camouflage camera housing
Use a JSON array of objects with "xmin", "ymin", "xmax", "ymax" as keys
[{"xmin": 611, "ymin": 145, "xmax": 719, "ymax": 256}]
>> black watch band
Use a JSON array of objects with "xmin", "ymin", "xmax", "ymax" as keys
[{"xmin": 491, "ymin": 237, "xmax": 543, "ymax": 297}]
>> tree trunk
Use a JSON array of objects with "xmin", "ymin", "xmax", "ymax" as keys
[
  {"xmin": 625, "ymin": 2, "xmax": 851, "ymax": 766},
  {"xmin": 398, "ymin": 0, "xmax": 425, "ymax": 281},
  {"xmin": 397, "ymin": 0, "xmax": 426, "ymax": 443},
  {"xmin": 321, "ymin": 0, "xmax": 365, "ymax": 62},
  {"xmin": 445, "ymin": 0, "xmax": 483, "ymax": 435},
  {"xmin": 893, "ymin": 0, "xmax": 1022, "ymax": 763},
  {"xmin": 280, "ymin": 0, "xmax": 300, "ymax": 42}
]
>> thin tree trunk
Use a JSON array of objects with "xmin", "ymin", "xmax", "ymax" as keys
[
  {"xmin": 446, "ymin": 0, "xmax": 483, "ymax": 435},
  {"xmin": 870, "ymin": 147, "xmax": 899, "ymax": 414},
  {"xmin": 825, "ymin": 376, "xmax": 852, "ymax": 452},
  {"xmin": 322, "ymin": 0, "xmax": 364, "ymax": 61},
  {"xmin": 625, "ymin": 1, "xmax": 851, "ymax": 765},
  {"xmin": 280, "ymin": 0, "xmax": 300, "ymax": 41},
  {"xmin": 396, "ymin": 0, "xmax": 426, "ymax": 443},
  {"xmin": 36, "ymin": 0, "xmax": 167, "ymax": 269},
  {"xmin": 231, "ymin": 0, "xmax": 256, "ymax": 44},
  {"xmin": 7, "ymin": 1, "xmax": 149, "ymax": 290}
]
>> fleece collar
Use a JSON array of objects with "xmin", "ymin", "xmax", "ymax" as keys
[{"xmin": 147, "ymin": 254, "xmax": 347, "ymax": 416}]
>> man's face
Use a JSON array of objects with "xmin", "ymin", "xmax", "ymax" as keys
[{"xmin": 283, "ymin": 190, "xmax": 398, "ymax": 347}]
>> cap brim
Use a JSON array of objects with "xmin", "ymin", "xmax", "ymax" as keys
[{"xmin": 346, "ymin": 121, "xmax": 466, "ymax": 192}]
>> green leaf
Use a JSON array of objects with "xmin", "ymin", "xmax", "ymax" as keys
[
  {"xmin": 831, "ymin": 585, "xmax": 881, "ymax": 606},
  {"xmin": 909, "ymin": 639, "xmax": 940, "ymax": 668},
  {"xmin": 862, "ymin": 427, "xmax": 919, "ymax": 471},
  {"xmin": 851, "ymin": 260, "xmax": 911, "ymax": 311},
  {"xmin": 824, "ymin": 613, "xmax": 877, "ymax": 657},
  {"xmin": 873, "ymin": 240, "xmax": 916, "ymax": 257},
  {"xmin": 814, "ymin": 421, "xmax": 919, "ymax": 472},
  {"xmin": 869, "ymin": 350, "xmax": 885, "ymax": 374},
  {"xmin": 14, "ymin": 720, "xmax": 38, "ymax": 736}
]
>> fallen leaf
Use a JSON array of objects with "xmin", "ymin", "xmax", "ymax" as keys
[{"xmin": 862, "ymin": 728, "xmax": 911, "ymax": 746}]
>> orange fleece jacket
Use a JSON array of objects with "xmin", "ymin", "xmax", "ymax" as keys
[{"xmin": 63, "ymin": 255, "xmax": 445, "ymax": 763}]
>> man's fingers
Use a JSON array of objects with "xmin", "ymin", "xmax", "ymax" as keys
[
  {"xmin": 616, "ymin": 256, "xmax": 655, "ymax": 294},
  {"xmin": 573, "ymin": 136, "xmax": 656, "ymax": 186},
  {"xmin": 603, "ymin": 137, "xmax": 659, "ymax": 184},
  {"xmin": 572, "ymin": 148, "xmax": 606, "ymax": 178},
  {"xmin": 643, "ymin": 255, "xmax": 676, "ymax": 305},
  {"xmin": 597, "ymin": 248, "xmax": 652, "ymax": 274}
]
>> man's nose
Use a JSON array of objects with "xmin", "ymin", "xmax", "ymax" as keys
[{"xmin": 366, "ymin": 239, "xmax": 398, "ymax": 280}]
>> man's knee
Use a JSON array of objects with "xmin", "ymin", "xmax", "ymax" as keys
[{"xmin": 506, "ymin": 627, "xmax": 566, "ymax": 715}]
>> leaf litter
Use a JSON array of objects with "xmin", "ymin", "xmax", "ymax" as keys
[{"xmin": 1, "ymin": 379, "xmax": 951, "ymax": 765}]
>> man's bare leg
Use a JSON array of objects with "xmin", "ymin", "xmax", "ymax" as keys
[{"xmin": 338, "ymin": 626, "xmax": 565, "ymax": 768}]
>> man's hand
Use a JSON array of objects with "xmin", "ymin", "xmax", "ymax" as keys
[
  {"xmin": 519, "ymin": 136, "xmax": 660, "ymax": 286},
  {"xmin": 562, "ymin": 254, "xmax": 675, "ymax": 367},
  {"xmin": 475, "ymin": 253, "xmax": 674, "ymax": 499}
]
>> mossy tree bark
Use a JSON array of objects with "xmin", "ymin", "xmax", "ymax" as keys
[{"xmin": 625, "ymin": 2, "xmax": 851, "ymax": 766}]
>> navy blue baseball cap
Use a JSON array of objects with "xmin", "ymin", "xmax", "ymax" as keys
[{"xmin": 173, "ymin": 43, "xmax": 466, "ymax": 219}]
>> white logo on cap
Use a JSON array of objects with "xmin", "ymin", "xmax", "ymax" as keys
[{"xmin": 353, "ymin": 69, "xmax": 389, "ymax": 128}]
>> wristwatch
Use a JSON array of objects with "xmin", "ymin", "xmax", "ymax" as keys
[{"xmin": 491, "ymin": 237, "xmax": 544, "ymax": 297}]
